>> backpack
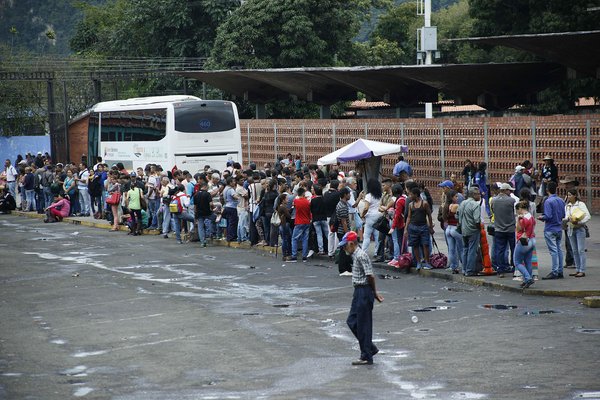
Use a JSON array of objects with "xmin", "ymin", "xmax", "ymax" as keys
[
  {"xmin": 329, "ymin": 211, "xmax": 339, "ymax": 233},
  {"xmin": 271, "ymin": 210, "xmax": 282, "ymax": 227},
  {"xmin": 169, "ymin": 195, "xmax": 182, "ymax": 214},
  {"xmin": 88, "ymin": 175, "xmax": 102, "ymax": 197},
  {"xmin": 33, "ymin": 173, "xmax": 42, "ymax": 190},
  {"xmin": 41, "ymin": 171, "xmax": 53, "ymax": 188}
]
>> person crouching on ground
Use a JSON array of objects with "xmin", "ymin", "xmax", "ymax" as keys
[
  {"xmin": 342, "ymin": 231, "xmax": 384, "ymax": 365},
  {"xmin": 0, "ymin": 185, "xmax": 17, "ymax": 213},
  {"xmin": 44, "ymin": 193, "xmax": 70, "ymax": 223}
]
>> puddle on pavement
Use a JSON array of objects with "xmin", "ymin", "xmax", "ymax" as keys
[
  {"xmin": 479, "ymin": 304, "xmax": 518, "ymax": 310},
  {"xmin": 522, "ymin": 310, "xmax": 561, "ymax": 315},
  {"xmin": 435, "ymin": 299, "xmax": 463, "ymax": 304},
  {"xmin": 575, "ymin": 328, "xmax": 600, "ymax": 335},
  {"xmin": 415, "ymin": 328, "xmax": 431, "ymax": 332},
  {"xmin": 242, "ymin": 312, "xmax": 260, "ymax": 316},
  {"xmin": 575, "ymin": 391, "xmax": 600, "ymax": 398},
  {"xmin": 412, "ymin": 306, "xmax": 454, "ymax": 312},
  {"xmin": 272, "ymin": 304, "xmax": 290, "ymax": 308}
]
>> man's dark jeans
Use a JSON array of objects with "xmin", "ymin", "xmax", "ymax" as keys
[
  {"xmin": 494, "ymin": 231, "xmax": 515, "ymax": 273},
  {"xmin": 223, "ymin": 206, "xmax": 238, "ymax": 242},
  {"xmin": 347, "ymin": 286, "xmax": 378, "ymax": 363}
]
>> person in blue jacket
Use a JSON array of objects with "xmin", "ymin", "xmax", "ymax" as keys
[{"xmin": 475, "ymin": 162, "xmax": 490, "ymax": 217}]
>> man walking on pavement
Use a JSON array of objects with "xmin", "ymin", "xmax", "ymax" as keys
[
  {"xmin": 538, "ymin": 181, "xmax": 566, "ymax": 279},
  {"xmin": 457, "ymin": 187, "xmax": 482, "ymax": 276},
  {"xmin": 342, "ymin": 231, "xmax": 384, "ymax": 365}
]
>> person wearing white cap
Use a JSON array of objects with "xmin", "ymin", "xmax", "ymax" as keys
[{"xmin": 491, "ymin": 183, "xmax": 516, "ymax": 277}]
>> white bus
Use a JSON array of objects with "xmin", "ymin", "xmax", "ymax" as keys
[{"xmin": 87, "ymin": 95, "xmax": 243, "ymax": 173}]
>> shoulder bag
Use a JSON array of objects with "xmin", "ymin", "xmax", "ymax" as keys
[
  {"xmin": 396, "ymin": 234, "xmax": 412, "ymax": 270},
  {"xmin": 373, "ymin": 214, "xmax": 390, "ymax": 234},
  {"xmin": 429, "ymin": 236, "xmax": 448, "ymax": 269},
  {"xmin": 271, "ymin": 210, "xmax": 281, "ymax": 227},
  {"xmin": 138, "ymin": 187, "xmax": 148, "ymax": 210}
]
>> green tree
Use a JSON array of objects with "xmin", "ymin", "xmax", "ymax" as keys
[
  {"xmin": 469, "ymin": 0, "xmax": 598, "ymax": 36},
  {"xmin": 208, "ymin": 0, "xmax": 388, "ymax": 69},
  {"xmin": 71, "ymin": 0, "xmax": 239, "ymax": 57},
  {"xmin": 351, "ymin": 37, "xmax": 404, "ymax": 66},
  {"xmin": 370, "ymin": 1, "xmax": 420, "ymax": 65}
]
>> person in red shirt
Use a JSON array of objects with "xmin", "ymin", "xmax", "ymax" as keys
[
  {"xmin": 290, "ymin": 187, "xmax": 312, "ymax": 262},
  {"xmin": 515, "ymin": 200, "xmax": 536, "ymax": 288},
  {"xmin": 388, "ymin": 184, "xmax": 407, "ymax": 268}
]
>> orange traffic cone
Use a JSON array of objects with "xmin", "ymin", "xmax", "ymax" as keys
[{"xmin": 479, "ymin": 225, "xmax": 495, "ymax": 275}]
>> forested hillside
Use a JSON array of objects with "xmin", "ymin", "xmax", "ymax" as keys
[{"xmin": 0, "ymin": 0, "xmax": 105, "ymax": 55}]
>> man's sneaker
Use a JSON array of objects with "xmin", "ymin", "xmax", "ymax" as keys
[
  {"xmin": 339, "ymin": 271, "xmax": 353, "ymax": 277},
  {"xmin": 302, "ymin": 257, "xmax": 308, "ymax": 263},
  {"xmin": 388, "ymin": 259, "xmax": 399, "ymax": 267},
  {"xmin": 317, "ymin": 251, "xmax": 325, "ymax": 256},
  {"xmin": 202, "ymin": 243, "xmax": 207, "ymax": 248},
  {"xmin": 288, "ymin": 259, "xmax": 297, "ymax": 263},
  {"xmin": 422, "ymin": 263, "xmax": 433, "ymax": 270},
  {"xmin": 177, "ymin": 240, "xmax": 183, "ymax": 244},
  {"xmin": 163, "ymin": 234, "xmax": 169, "ymax": 239},
  {"xmin": 307, "ymin": 250, "xmax": 315, "ymax": 258},
  {"xmin": 351, "ymin": 359, "xmax": 373, "ymax": 366}
]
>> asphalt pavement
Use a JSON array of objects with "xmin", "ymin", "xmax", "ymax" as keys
[
  {"xmin": 1, "ymin": 215, "xmax": 599, "ymax": 400},
  {"xmin": 11, "ymin": 205, "xmax": 600, "ymax": 299}
]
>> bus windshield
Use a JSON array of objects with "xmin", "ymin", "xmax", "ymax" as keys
[{"xmin": 174, "ymin": 101, "xmax": 236, "ymax": 133}]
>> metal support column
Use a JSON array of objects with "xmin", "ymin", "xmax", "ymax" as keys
[
  {"xmin": 93, "ymin": 79, "xmax": 101, "ymax": 103},
  {"xmin": 586, "ymin": 120, "xmax": 592, "ymax": 203},
  {"xmin": 364, "ymin": 123, "xmax": 368, "ymax": 139},
  {"xmin": 301, "ymin": 124, "xmax": 306, "ymax": 161},
  {"xmin": 332, "ymin": 124, "xmax": 337, "ymax": 151},
  {"xmin": 320, "ymin": 105, "xmax": 331, "ymax": 119},
  {"xmin": 440, "ymin": 123, "xmax": 445, "ymax": 178},
  {"xmin": 400, "ymin": 123, "xmax": 405, "ymax": 145},
  {"xmin": 246, "ymin": 123, "xmax": 251, "ymax": 164},
  {"xmin": 47, "ymin": 79, "xmax": 56, "ymax": 161},
  {"xmin": 62, "ymin": 81, "xmax": 69, "ymax": 162},
  {"xmin": 531, "ymin": 120, "xmax": 537, "ymax": 167},
  {"xmin": 256, "ymin": 104, "xmax": 266, "ymax": 119},
  {"xmin": 273, "ymin": 123, "xmax": 278, "ymax": 163},
  {"xmin": 483, "ymin": 121, "xmax": 489, "ymax": 165}
]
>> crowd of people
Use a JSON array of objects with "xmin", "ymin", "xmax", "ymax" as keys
[{"xmin": 0, "ymin": 151, "xmax": 592, "ymax": 283}]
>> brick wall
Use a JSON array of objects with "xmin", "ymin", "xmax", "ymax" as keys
[
  {"xmin": 240, "ymin": 114, "xmax": 600, "ymax": 212},
  {"xmin": 68, "ymin": 116, "xmax": 89, "ymax": 165}
]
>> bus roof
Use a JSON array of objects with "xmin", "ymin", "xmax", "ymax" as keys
[{"xmin": 92, "ymin": 95, "xmax": 201, "ymax": 112}]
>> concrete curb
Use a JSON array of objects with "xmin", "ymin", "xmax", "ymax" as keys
[
  {"xmin": 11, "ymin": 210, "xmax": 599, "ymax": 299},
  {"xmin": 582, "ymin": 296, "xmax": 600, "ymax": 308},
  {"xmin": 414, "ymin": 268, "xmax": 600, "ymax": 299}
]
